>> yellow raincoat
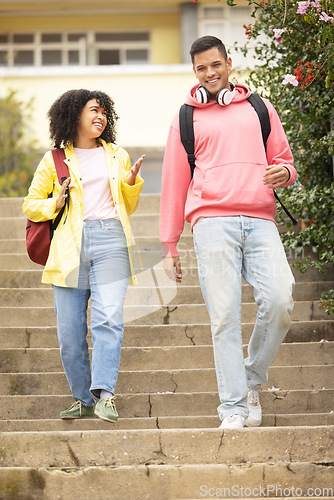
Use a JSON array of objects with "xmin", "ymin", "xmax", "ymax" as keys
[{"xmin": 23, "ymin": 139, "xmax": 144, "ymax": 287}]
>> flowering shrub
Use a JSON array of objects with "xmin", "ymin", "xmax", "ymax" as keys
[
  {"xmin": 226, "ymin": 0, "xmax": 334, "ymax": 313},
  {"xmin": 0, "ymin": 90, "xmax": 38, "ymax": 196}
]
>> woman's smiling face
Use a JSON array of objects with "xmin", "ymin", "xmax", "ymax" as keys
[{"xmin": 76, "ymin": 99, "xmax": 107, "ymax": 142}]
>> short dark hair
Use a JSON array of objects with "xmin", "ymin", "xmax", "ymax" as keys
[
  {"xmin": 48, "ymin": 89, "xmax": 119, "ymax": 149},
  {"xmin": 190, "ymin": 35, "xmax": 228, "ymax": 64}
]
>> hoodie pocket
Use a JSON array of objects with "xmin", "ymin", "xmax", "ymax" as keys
[{"xmin": 201, "ymin": 162, "xmax": 275, "ymax": 210}]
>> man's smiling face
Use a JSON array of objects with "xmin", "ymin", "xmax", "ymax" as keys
[{"xmin": 193, "ymin": 46, "xmax": 232, "ymax": 99}]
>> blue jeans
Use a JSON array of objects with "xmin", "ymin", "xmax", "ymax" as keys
[
  {"xmin": 193, "ymin": 216, "xmax": 294, "ymax": 419},
  {"xmin": 53, "ymin": 219, "xmax": 130, "ymax": 406}
]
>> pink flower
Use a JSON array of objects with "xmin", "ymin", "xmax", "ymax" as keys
[
  {"xmin": 320, "ymin": 11, "xmax": 331, "ymax": 21},
  {"xmin": 311, "ymin": 0, "xmax": 321, "ymax": 7},
  {"xmin": 297, "ymin": 1, "xmax": 310, "ymax": 14},
  {"xmin": 273, "ymin": 28, "xmax": 286, "ymax": 42},
  {"xmin": 282, "ymin": 74, "xmax": 299, "ymax": 86}
]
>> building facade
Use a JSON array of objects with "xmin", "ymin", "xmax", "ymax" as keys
[{"xmin": 0, "ymin": 0, "xmax": 253, "ymax": 149}]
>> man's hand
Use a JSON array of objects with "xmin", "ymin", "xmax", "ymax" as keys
[
  {"xmin": 263, "ymin": 165, "xmax": 290, "ymax": 189},
  {"xmin": 163, "ymin": 256, "xmax": 182, "ymax": 283}
]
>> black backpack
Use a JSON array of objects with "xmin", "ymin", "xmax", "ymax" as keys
[{"xmin": 179, "ymin": 93, "xmax": 297, "ymax": 225}]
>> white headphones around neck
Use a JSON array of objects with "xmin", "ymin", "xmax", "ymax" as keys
[{"xmin": 195, "ymin": 82, "xmax": 236, "ymax": 106}]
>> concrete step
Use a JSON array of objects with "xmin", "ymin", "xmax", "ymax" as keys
[
  {"xmin": 1, "ymin": 265, "xmax": 333, "ymax": 294},
  {"xmin": 0, "ymin": 300, "xmax": 331, "ymax": 328},
  {"xmin": 0, "ymin": 243, "xmax": 327, "ymax": 272},
  {"xmin": 0, "ymin": 194, "xmax": 162, "ymax": 218},
  {"xmin": 0, "ymin": 214, "xmax": 190, "ymax": 240},
  {"xmin": 0, "ymin": 426, "xmax": 333, "ymax": 468},
  {"xmin": 0, "ymin": 462, "xmax": 333, "ymax": 500},
  {"xmin": 0, "ymin": 235, "xmax": 322, "ymax": 260},
  {"xmin": 0, "ymin": 213, "xmax": 298, "ymax": 242},
  {"xmin": 1, "ymin": 364, "xmax": 333, "ymax": 396},
  {"xmin": 0, "ymin": 197, "xmax": 25, "ymax": 218},
  {"xmin": 0, "ymin": 342, "xmax": 333, "ymax": 373},
  {"xmin": 1, "ymin": 194, "xmax": 333, "ymax": 499},
  {"xmin": 2, "ymin": 412, "xmax": 334, "ymax": 433},
  {"xmin": 1, "ymin": 321, "xmax": 333, "ymax": 349},
  {"xmin": 1, "ymin": 390, "xmax": 332, "ymax": 421},
  {"xmin": 1, "ymin": 282, "xmax": 333, "ymax": 308}
]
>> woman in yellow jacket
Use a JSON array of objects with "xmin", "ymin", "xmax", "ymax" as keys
[{"xmin": 23, "ymin": 89, "xmax": 144, "ymax": 422}]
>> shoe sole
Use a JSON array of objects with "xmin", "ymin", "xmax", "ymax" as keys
[
  {"xmin": 244, "ymin": 419, "xmax": 262, "ymax": 427},
  {"xmin": 60, "ymin": 415, "xmax": 95, "ymax": 419},
  {"xmin": 94, "ymin": 410, "xmax": 118, "ymax": 423},
  {"xmin": 219, "ymin": 425, "xmax": 245, "ymax": 430}
]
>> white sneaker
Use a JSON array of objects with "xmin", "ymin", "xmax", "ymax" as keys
[
  {"xmin": 244, "ymin": 388, "xmax": 262, "ymax": 427},
  {"xmin": 219, "ymin": 414, "xmax": 245, "ymax": 429}
]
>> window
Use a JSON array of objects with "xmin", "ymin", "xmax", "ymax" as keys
[
  {"xmin": 198, "ymin": 4, "xmax": 255, "ymax": 69},
  {"xmin": 94, "ymin": 32, "xmax": 150, "ymax": 65},
  {"xmin": 13, "ymin": 50, "xmax": 34, "ymax": 66},
  {"xmin": 0, "ymin": 31, "xmax": 150, "ymax": 67},
  {"xmin": 99, "ymin": 50, "xmax": 120, "ymax": 65}
]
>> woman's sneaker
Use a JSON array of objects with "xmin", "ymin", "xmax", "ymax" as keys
[
  {"xmin": 94, "ymin": 396, "xmax": 118, "ymax": 423},
  {"xmin": 244, "ymin": 388, "xmax": 262, "ymax": 427},
  {"xmin": 219, "ymin": 414, "xmax": 245, "ymax": 429},
  {"xmin": 60, "ymin": 401, "xmax": 95, "ymax": 419}
]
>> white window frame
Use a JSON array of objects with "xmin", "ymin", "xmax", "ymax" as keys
[
  {"xmin": 92, "ymin": 32, "xmax": 150, "ymax": 65},
  {"xmin": 0, "ymin": 30, "xmax": 150, "ymax": 67}
]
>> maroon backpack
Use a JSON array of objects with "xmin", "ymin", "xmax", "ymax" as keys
[{"xmin": 26, "ymin": 149, "xmax": 70, "ymax": 266}]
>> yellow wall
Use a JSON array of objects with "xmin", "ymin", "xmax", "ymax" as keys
[{"xmin": 0, "ymin": 67, "xmax": 197, "ymax": 150}]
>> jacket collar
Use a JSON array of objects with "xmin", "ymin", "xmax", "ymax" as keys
[
  {"xmin": 63, "ymin": 144, "xmax": 82, "ymax": 185},
  {"xmin": 62, "ymin": 140, "xmax": 120, "ymax": 186}
]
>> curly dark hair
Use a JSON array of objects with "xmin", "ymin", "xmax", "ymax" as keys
[{"xmin": 48, "ymin": 89, "xmax": 119, "ymax": 148}]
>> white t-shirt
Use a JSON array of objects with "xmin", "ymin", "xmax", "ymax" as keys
[{"xmin": 74, "ymin": 146, "xmax": 118, "ymax": 220}]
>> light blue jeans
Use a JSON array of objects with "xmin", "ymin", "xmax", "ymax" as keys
[
  {"xmin": 193, "ymin": 216, "xmax": 294, "ymax": 419},
  {"xmin": 53, "ymin": 218, "xmax": 130, "ymax": 407}
]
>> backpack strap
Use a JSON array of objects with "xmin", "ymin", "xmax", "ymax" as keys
[
  {"xmin": 51, "ymin": 148, "xmax": 69, "ymax": 184},
  {"xmin": 247, "ymin": 94, "xmax": 297, "ymax": 225},
  {"xmin": 247, "ymin": 93, "xmax": 271, "ymax": 150},
  {"xmin": 179, "ymin": 95, "xmax": 271, "ymax": 174},
  {"xmin": 50, "ymin": 149, "xmax": 70, "ymax": 238},
  {"xmin": 179, "ymin": 103, "xmax": 196, "ymax": 177},
  {"xmin": 273, "ymin": 191, "xmax": 297, "ymax": 225}
]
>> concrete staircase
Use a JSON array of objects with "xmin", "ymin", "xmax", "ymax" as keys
[{"xmin": 0, "ymin": 195, "xmax": 333, "ymax": 500}]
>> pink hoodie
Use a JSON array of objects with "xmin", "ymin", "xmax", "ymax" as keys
[{"xmin": 159, "ymin": 83, "xmax": 297, "ymax": 257}]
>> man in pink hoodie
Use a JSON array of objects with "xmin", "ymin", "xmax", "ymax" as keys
[{"xmin": 159, "ymin": 35, "xmax": 297, "ymax": 429}]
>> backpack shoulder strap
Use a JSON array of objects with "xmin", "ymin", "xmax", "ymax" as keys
[
  {"xmin": 247, "ymin": 95, "xmax": 297, "ymax": 225},
  {"xmin": 179, "ymin": 103, "xmax": 196, "ymax": 177},
  {"xmin": 51, "ymin": 148, "xmax": 69, "ymax": 184},
  {"xmin": 180, "ymin": 96, "xmax": 271, "ymax": 174},
  {"xmin": 50, "ymin": 148, "xmax": 70, "ymax": 235},
  {"xmin": 247, "ymin": 93, "xmax": 271, "ymax": 150}
]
